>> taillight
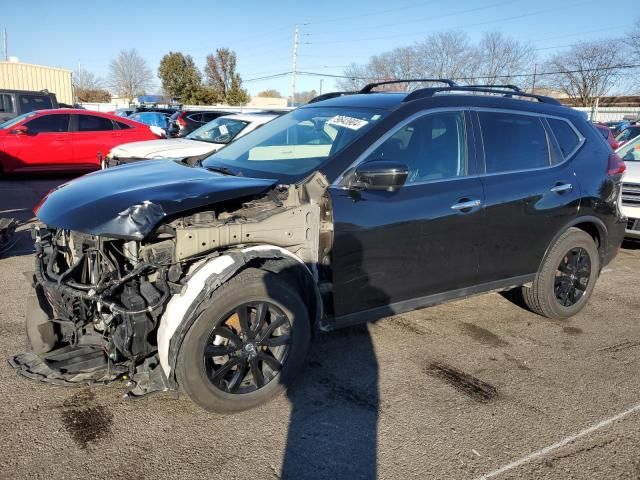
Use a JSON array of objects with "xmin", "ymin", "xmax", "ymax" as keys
[{"xmin": 607, "ymin": 153, "xmax": 626, "ymax": 175}]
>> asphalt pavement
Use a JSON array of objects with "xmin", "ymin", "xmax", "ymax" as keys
[{"xmin": 1, "ymin": 176, "xmax": 639, "ymax": 480}]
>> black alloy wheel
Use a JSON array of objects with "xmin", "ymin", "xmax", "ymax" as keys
[
  {"xmin": 203, "ymin": 302, "xmax": 292, "ymax": 394},
  {"xmin": 554, "ymin": 247, "xmax": 591, "ymax": 307}
]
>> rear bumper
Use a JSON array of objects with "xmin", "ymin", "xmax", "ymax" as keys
[{"xmin": 604, "ymin": 217, "xmax": 626, "ymax": 266}]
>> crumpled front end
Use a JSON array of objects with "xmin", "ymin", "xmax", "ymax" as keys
[
  {"xmin": 11, "ymin": 171, "xmax": 332, "ymax": 398},
  {"xmin": 12, "ymin": 226, "xmax": 174, "ymax": 395}
]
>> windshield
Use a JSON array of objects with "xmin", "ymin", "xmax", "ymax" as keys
[
  {"xmin": 617, "ymin": 136, "xmax": 640, "ymax": 162},
  {"xmin": 0, "ymin": 111, "xmax": 36, "ymax": 130},
  {"xmin": 187, "ymin": 117, "xmax": 249, "ymax": 144},
  {"xmin": 616, "ymin": 127, "xmax": 640, "ymax": 142},
  {"xmin": 202, "ymin": 107, "xmax": 388, "ymax": 182}
]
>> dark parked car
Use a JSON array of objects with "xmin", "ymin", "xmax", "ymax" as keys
[
  {"xmin": 13, "ymin": 80, "xmax": 626, "ymax": 413},
  {"xmin": 168, "ymin": 110, "xmax": 236, "ymax": 137},
  {"xmin": 0, "ymin": 89, "xmax": 58, "ymax": 123}
]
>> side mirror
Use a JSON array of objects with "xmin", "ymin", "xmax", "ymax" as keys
[
  {"xmin": 351, "ymin": 160, "xmax": 409, "ymax": 191},
  {"xmin": 10, "ymin": 125, "xmax": 29, "ymax": 135}
]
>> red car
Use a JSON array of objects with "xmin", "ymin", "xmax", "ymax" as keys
[
  {"xmin": 0, "ymin": 109, "xmax": 161, "ymax": 173},
  {"xmin": 594, "ymin": 123, "xmax": 619, "ymax": 150}
]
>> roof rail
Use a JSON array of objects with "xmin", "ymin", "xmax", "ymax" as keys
[
  {"xmin": 307, "ymin": 91, "xmax": 356, "ymax": 104},
  {"xmin": 403, "ymin": 86, "xmax": 560, "ymax": 105},
  {"xmin": 359, "ymin": 78, "xmax": 457, "ymax": 93},
  {"xmin": 463, "ymin": 84, "xmax": 522, "ymax": 92}
]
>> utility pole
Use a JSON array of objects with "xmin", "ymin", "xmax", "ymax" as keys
[
  {"xmin": 3, "ymin": 29, "xmax": 7, "ymax": 62},
  {"xmin": 319, "ymin": 78, "xmax": 323, "ymax": 95},
  {"xmin": 290, "ymin": 25, "xmax": 299, "ymax": 107}
]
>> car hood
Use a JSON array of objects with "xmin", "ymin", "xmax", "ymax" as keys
[
  {"xmin": 35, "ymin": 160, "xmax": 277, "ymax": 240},
  {"xmin": 110, "ymin": 138, "xmax": 224, "ymax": 159}
]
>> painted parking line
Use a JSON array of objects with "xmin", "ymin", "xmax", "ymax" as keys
[{"xmin": 473, "ymin": 402, "xmax": 640, "ymax": 479}]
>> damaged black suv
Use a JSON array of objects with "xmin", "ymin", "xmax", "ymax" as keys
[{"xmin": 12, "ymin": 80, "xmax": 626, "ymax": 412}]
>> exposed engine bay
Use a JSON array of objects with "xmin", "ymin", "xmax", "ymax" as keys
[{"xmin": 11, "ymin": 172, "xmax": 332, "ymax": 397}]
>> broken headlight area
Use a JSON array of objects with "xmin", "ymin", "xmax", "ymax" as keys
[
  {"xmin": 10, "ymin": 172, "xmax": 332, "ymax": 399},
  {"xmin": 12, "ymin": 226, "xmax": 177, "ymax": 397}
]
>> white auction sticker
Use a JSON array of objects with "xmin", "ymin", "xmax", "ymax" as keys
[
  {"xmin": 326, "ymin": 115, "xmax": 369, "ymax": 130},
  {"xmin": 219, "ymin": 124, "xmax": 229, "ymax": 135}
]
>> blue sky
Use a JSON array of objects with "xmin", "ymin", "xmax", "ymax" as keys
[{"xmin": 2, "ymin": 0, "xmax": 633, "ymax": 97}]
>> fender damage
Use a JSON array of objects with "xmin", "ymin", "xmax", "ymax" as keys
[{"xmin": 11, "ymin": 164, "xmax": 333, "ymax": 397}]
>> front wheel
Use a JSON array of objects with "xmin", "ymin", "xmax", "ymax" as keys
[
  {"xmin": 523, "ymin": 228, "xmax": 600, "ymax": 319},
  {"xmin": 176, "ymin": 268, "xmax": 310, "ymax": 413}
]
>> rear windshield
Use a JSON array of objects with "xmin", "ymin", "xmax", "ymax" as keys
[{"xmin": 19, "ymin": 94, "xmax": 53, "ymax": 113}]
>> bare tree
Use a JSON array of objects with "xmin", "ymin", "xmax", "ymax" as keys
[
  {"xmin": 336, "ymin": 63, "xmax": 371, "ymax": 91},
  {"xmin": 546, "ymin": 40, "xmax": 625, "ymax": 106},
  {"xmin": 73, "ymin": 68, "xmax": 103, "ymax": 90},
  {"xmin": 107, "ymin": 49, "xmax": 153, "ymax": 102},
  {"xmin": 415, "ymin": 31, "xmax": 476, "ymax": 82},
  {"xmin": 469, "ymin": 32, "xmax": 536, "ymax": 87},
  {"xmin": 626, "ymin": 18, "xmax": 640, "ymax": 63}
]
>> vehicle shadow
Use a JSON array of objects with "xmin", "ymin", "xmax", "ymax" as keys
[{"xmin": 274, "ymin": 235, "xmax": 389, "ymax": 480}]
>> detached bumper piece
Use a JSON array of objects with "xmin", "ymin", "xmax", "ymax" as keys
[{"xmin": 9, "ymin": 345, "xmax": 127, "ymax": 386}]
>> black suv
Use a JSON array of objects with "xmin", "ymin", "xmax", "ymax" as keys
[{"xmin": 13, "ymin": 80, "xmax": 626, "ymax": 413}]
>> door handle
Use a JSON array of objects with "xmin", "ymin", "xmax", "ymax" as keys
[
  {"xmin": 451, "ymin": 199, "xmax": 482, "ymax": 211},
  {"xmin": 550, "ymin": 183, "xmax": 573, "ymax": 193}
]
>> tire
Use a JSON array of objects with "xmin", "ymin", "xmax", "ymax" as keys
[
  {"xmin": 176, "ymin": 268, "xmax": 310, "ymax": 413},
  {"xmin": 522, "ymin": 227, "xmax": 600, "ymax": 319}
]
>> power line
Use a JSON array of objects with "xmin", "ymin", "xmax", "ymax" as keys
[
  {"xmin": 294, "ymin": 63, "xmax": 640, "ymax": 82},
  {"xmin": 313, "ymin": 0, "xmax": 599, "ymax": 45}
]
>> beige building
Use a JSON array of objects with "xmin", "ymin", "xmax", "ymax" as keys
[{"xmin": 0, "ymin": 61, "xmax": 73, "ymax": 105}]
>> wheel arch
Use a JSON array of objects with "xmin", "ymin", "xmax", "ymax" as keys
[
  {"xmin": 157, "ymin": 245, "xmax": 321, "ymax": 384},
  {"xmin": 541, "ymin": 216, "xmax": 608, "ymax": 269}
]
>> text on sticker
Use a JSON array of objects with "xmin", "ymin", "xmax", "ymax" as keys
[{"xmin": 326, "ymin": 115, "xmax": 369, "ymax": 130}]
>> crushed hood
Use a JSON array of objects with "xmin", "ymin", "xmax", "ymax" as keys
[
  {"xmin": 35, "ymin": 160, "xmax": 277, "ymax": 240},
  {"xmin": 110, "ymin": 138, "xmax": 224, "ymax": 159}
]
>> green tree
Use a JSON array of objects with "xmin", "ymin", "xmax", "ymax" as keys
[
  {"xmin": 204, "ymin": 48, "xmax": 249, "ymax": 105},
  {"xmin": 158, "ymin": 52, "xmax": 202, "ymax": 103},
  {"xmin": 257, "ymin": 89, "xmax": 282, "ymax": 98}
]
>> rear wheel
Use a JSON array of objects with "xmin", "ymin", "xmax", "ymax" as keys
[
  {"xmin": 523, "ymin": 228, "xmax": 600, "ymax": 319},
  {"xmin": 176, "ymin": 268, "xmax": 310, "ymax": 413}
]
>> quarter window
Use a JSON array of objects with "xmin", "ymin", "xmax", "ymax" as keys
[
  {"xmin": 114, "ymin": 120, "xmax": 132, "ymax": 130},
  {"xmin": 76, "ymin": 114, "xmax": 114, "ymax": 132},
  {"xmin": 364, "ymin": 111, "xmax": 468, "ymax": 183},
  {"xmin": 0, "ymin": 94, "xmax": 14, "ymax": 113},
  {"xmin": 479, "ymin": 112, "xmax": 550, "ymax": 173},
  {"xmin": 548, "ymin": 118, "xmax": 581, "ymax": 157},
  {"xmin": 25, "ymin": 114, "xmax": 70, "ymax": 133}
]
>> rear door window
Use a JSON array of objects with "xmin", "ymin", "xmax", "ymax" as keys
[
  {"xmin": 478, "ymin": 111, "xmax": 551, "ymax": 174},
  {"xmin": 25, "ymin": 114, "xmax": 70, "ymax": 133},
  {"xmin": 18, "ymin": 94, "xmax": 53, "ymax": 113},
  {"xmin": 0, "ymin": 94, "xmax": 14, "ymax": 113},
  {"xmin": 75, "ymin": 114, "xmax": 114, "ymax": 132},
  {"xmin": 548, "ymin": 118, "xmax": 581, "ymax": 157}
]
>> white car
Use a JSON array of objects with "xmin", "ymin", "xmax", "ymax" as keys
[
  {"xmin": 617, "ymin": 136, "xmax": 640, "ymax": 239},
  {"xmin": 106, "ymin": 113, "xmax": 278, "ymax": 167}
]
